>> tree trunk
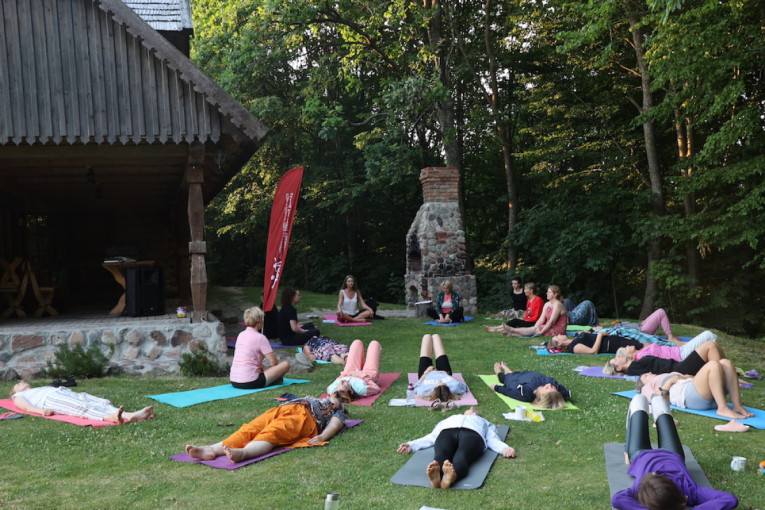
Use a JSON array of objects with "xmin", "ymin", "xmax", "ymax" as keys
[
  {"xmin": 674, "ymin": 107, "xmax": 699, "ymax": 281},
  {"xmin": 629, "ymin": 16, "xmax": 665, "ymax": 320}
]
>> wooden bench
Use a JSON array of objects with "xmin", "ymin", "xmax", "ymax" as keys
[
  {"xmin": 0, "ymin": 257, "xmax": 28, "ymax": 318},
  {"xmin": 24, "ymin": 261, "xmax": 58, "ymax": 317}
]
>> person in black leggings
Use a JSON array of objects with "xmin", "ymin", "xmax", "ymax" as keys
[
  {"xmin": 612, "ymin": 394, "xmax": 738, "ymax": 510},
  {"xmin": 396, "ymin": 407, "xmax": 515, "ymax": 489}
]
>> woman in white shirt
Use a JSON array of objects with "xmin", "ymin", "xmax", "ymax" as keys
[
  {"xmin": 336, "ymin": 275, "xmax": 374, "ymax": 323},
  {"xmin": 396, "ymin": 407, "xmax": 515, "ymax": 488}
]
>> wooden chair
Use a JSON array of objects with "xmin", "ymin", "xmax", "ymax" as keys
[
  {"xmin": 24, "ymin": 261, "xmax": 58, "ymax": 317},
  {"xmin": 0, "ymin": 257, "xmax": 28, "ymax": 318}
]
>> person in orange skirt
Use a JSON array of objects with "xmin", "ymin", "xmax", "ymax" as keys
[{"xmin": 185, "ymin": 391, "xmax": 353, "ymax": 463}]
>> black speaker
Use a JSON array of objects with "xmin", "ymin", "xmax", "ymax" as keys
[{"xmin": 125, "ymin": 267, "xmax": 165, "ymax": 316}]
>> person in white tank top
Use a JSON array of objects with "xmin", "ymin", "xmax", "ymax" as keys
[{"xmin": 336, "ymin": 275, "xmax": 374, "ymax": 322}]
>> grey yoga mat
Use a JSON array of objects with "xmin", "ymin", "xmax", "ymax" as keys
[
  {"xmin": 604, "ymin": 442, "xmax": 712, "ymax": 508},
  {"xmin": 390, "ymin": 425, "xmax": 509, "ymax": 489}
]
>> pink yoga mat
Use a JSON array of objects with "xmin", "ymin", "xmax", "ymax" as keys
[
  {"xmin": 0, "ymin": 398, "xmax": 147, "ymax": 427},
  {"xmin": 407, "ymin": 373, "xmax": 479, "ymax": 407},
  {"xmin": 320, "ymin": 373, "xmax": 401, "ymax": 406},
  {"xmin": 170, "ymin": 419, "xmax": 363, "ymax": 469},
  {"xmin": 322, "ymin": 314, "xmax": 372, "ymax": 326}
]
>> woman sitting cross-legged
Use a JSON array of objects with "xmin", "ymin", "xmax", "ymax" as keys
[
  {"xmin": 230, "ymin": 306, "xmax": 291, "ymax": 389},
  {"xmin": 396, "ymin": 407, "xmax": 516, "ymax": 489},
  {"xmin": 636, "ymin": 360, "xmax": 754, "ymax": 421},
  {"xmin": 277, "ymin": 287, "xmax": 321, "ymax": 346},
  {"xmin": 485, "ymin": 285, "xmax": 567, "ymax": 338},
  {"xmin": 335, "ymin": 274, "xmax": 375, "ymax": 323},
  {"xmin": 486, "ymin": 282, "xmax": 543, "ymax": 329},
  {"xmin": 185, "ymin": 390, "xmax": 354, "ymax": 463},
  {"xmin": 10, "ymin": 381, "xmax": 153, "ymax": 423},
  {"xmin": 491, "ymin": 361, "xmax": 571, "ymax": 409},
  {"xmin": 325, "ymin": 340, "xmax": 382, "ymax": 398},
  {"xmin": 412, "ymin": 333, "xmax": 467, "ymax": 408},
  {"xmin": 426, "ymin": 280, "xmax": 464, "ymax": 324},
  {"xmin": 612, "ymin": 393, "xmax": 738, "ymax": 509}
]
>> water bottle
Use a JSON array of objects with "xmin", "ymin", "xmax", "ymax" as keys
[
  {"xmin": 325, "ymin": 493, "xmax": 339, "ymax": 510},
  {"xmin": 406, "ymin": 383, "xmax": 415, "ymax": 404}
]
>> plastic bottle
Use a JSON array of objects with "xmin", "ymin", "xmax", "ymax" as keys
[
  {"xmin": 406, "ymin": 383, "xmax": 415, "ymax": 404},
  {"xmin": 325, "ymin": 493, "xmax": 339, "ymax": 510}
]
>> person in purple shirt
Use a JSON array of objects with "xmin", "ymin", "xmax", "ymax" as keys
[{"xmin": 612, "ymin": 393, "xmax": 738, "ymax": 510}]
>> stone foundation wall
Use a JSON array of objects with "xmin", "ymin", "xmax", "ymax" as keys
[{"xmin": 0, "ymin": 318, "xmax": 227, "ymax": 381}]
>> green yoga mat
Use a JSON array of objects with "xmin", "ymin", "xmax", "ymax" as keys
[{"xmin": 477, "ymin": 374, "xmax": 578, "ymax": 410}]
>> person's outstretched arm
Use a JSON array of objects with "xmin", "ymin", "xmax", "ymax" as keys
[
  {"xmin": 572, "ymin": 331, "xmax": 606, "ymax": 354},
  {"xmin": 11, "ymin": 396, "xmax": 53, "ymax": 416},
  {"xmin": 307, "ymin": 416, "xmax": 345, "ymax": 445}
]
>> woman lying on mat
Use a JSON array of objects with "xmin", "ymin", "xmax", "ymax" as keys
[
  {"xmin": 484, "ymin": 285, "xmax": 566, "ymax": 337},
  {"xmin": 612, "ymin": 393, "xmax": 738, "ymax": 510},
  {"xmin": 412, "ymin": 334, "xmax": 467, "ymax": 408},
  {"xmin": 603, "ymin": 331, "xmax": 718, "ymax": 376},
  {"xmin": 335, "ymin": 274, "xmax": 375, "ymax": 323},
  {"xmin": 277, "ymin": 287, "xmax": 321, "ymax": 346},
  {"xmin": 396, "ymin": 406, "xmax": 515, "ymax": 489},
  {"xmin": 548, "ymin": 330, "xmax": 644, "ymax": 354},
  {"xmin": 325, "ymin": 339, "xmax": 382, "ymax": 398},
  {"xmin": 606, "ymin": 340, "xmax": 725, "ymax": 377},
  {"xmin": 185, "ymin": 391, "xmax": 354, "ymax": 463},
  {"xmin": 598, "ymin": 308, "xmax": 680, "ymax": 344},
  {"xmin": 491, "ymin": 361, "xmax": 571, "ymax": 409},
  {"xmin": 302, "ymin": 336, "xmax": 349, "ymax": 365},
  {"xmin": 636, "ymin": 361, "xmax": 754, "ymax": 421},
  {"xmin": 10, "ymin": 381, "xmax": 153, "ymax": 423},
  {"xmin": 230, "ymin": 306, "xmax": 291, "ymax": 390}
]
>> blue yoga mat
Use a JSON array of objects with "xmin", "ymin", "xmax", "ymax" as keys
[
  {"xmin": 148, "ymin": 379, "xmax": 310, "ymax": 408},
  {"xmin": 424, "ymin": 316, "xmax": 474, "ymax": 326},
  {"xmin": 612, "ymin": 390, "xmax": 765, "ymax": 429}
]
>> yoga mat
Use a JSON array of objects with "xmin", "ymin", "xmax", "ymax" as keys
[
  {"xmin": 612, "ymin": 390, "xmax": 765, "ymax": 429},
  {"xmin": 170, "ymin": 419, "xmax": 363, "ymax": 470},
  {"xmin": 536, "ymin": 349, "xmax": 612, "ymax": 356},
  {"xmin": 296, "ymin": 347, "xmax": 332, "ymax": 364},
  {"xmin": 320, "ymin": 373, "xmax": 401, "ymax": 406},
  {"xmin": 424, "ymin": 316, "xmax": 474, "ymax": 326},
  {"xmin": 604, "ymin": 442, "xmax": 712, "ymax": 506},
  {"xmin": 407, "ymin": 373, "xmax": 478, "ymax": 407},
  {"xmin": 0, "ymin": 399, "xmax": 129, "ymax": 427},
  {"xmin": 390, "ymin": 425, "xmax": 509, "ymax": 489},
  {"xmin": 147, "ymin": 379, "xmax": 310, "ymax": 408},
  {"xmin": 477, "ymin": 375, "xmax": 578, "ymax": 411},
  {"xmin": 322, "ymin": 315, "xmax": 372, "ymax": 326},
  {"xmin": 227, "ymin": 338, "xmax": 289, "ymax": 349},
  {"xmin": 577, "ymin": 366, "xmax": 630, "ymax": 379}
]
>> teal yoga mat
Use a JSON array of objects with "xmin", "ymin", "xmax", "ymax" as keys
[
  {"xmin": 612, "ymin": 390, "xmax": 765, "ymax": 429},
  {"xmin": 148, "ymin": 379, "xmax": 310, "ymax": 408}
]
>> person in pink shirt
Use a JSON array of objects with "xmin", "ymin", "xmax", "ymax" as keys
[
  {"xmin": 230, "ymin": 307, "xmax": 291, "ymax": 389},
  {"xmin": 603, "ymin": 331, "xmax": 718, "ymax": 376}
]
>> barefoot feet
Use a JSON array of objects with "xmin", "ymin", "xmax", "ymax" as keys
[
  {"xmin": 124, "ymin": 406, "xmax": 154, "ymax": 422},
  {"xmin": 186, "ymin": 445, "xmax": 217, "ymax": 460},
  {"xmin": 500, "ymin": 361, "xmax": 511, "ymax": 373},
  {"xmin": 441, "ymin": 460, "xmax": 457, "ymax": 489},
  {"xmin": 223, "ymin": 445, "xmax": 247, "ymax": 463},
  {"xmin": 717, "ymin": 407, "xmax": 749, "ymax": 420},
  {"xmin": 426, "ymin": 460, "xmax": 442, "ymax": 488}
]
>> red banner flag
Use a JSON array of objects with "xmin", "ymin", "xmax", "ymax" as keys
[{"xmin": 262, "ymin": 167, "xmax": 304, "ymax": 312}]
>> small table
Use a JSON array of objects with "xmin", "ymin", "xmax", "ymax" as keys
[{"xmin": 102, "ymin": 260, "xmax": 155, "ymax": 315}]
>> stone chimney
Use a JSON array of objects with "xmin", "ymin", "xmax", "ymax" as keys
[{"xmin": 404, "ymin": 167, "xmax": 477, "ymax": 315}]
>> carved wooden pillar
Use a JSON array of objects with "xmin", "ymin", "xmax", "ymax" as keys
[{"xmin": 186, "ymin": 141, "xmax": 207, "ymax": 322}]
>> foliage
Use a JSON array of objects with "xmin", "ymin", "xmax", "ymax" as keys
[
  {"xmin": 42, "ymin": 343, "xmax": 111, "ymax": 379},
  {"xmin": 178, "ymin": 345, "xmax": 230, "ymax": 378}
]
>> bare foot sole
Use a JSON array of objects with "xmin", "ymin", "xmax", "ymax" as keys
[
  {"xmin": 714, "ymin": 419, "xmax": 750, "ymax": 433},
  {"xmin": 186, "ymin": 445, "xmax": 216, "ymax": 460},
  {"xmin": 125, "ymin": 406, "xmax": 154, "ymax": 422},
  {"xmin": 493, "ymin": 362, "xmax": 502, "ymax": 375},
  {"xmin": 500, "ymin": 361, "xmax": 511, "ymax": 373},
  {"xmin": 441, "ymin": 460, "xmax": 457, "ymax": 489},
  {"xmin": 717, "ymin": 408, "xmax": 747, "ymax": 420},
  {"xmin": 426, "ymin": 460, "xmax": 441, "ymax": 489},
  {"xmin": 223, "ymin": 445, "xmax": 248, "ymax": 463}
]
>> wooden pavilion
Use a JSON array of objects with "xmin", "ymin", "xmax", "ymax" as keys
[{"xmin": 0, "ymin": 0, "xmax": 268, "ymax": 322}]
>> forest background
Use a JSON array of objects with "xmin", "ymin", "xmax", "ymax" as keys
[{"xmin": 190, "ymin": 0, "xmax": 764, "ymax": 338}]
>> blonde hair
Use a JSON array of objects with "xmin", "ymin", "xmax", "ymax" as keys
[
  {"xmin": 548, "ymin": 285, "xmax": 563, "ymax": 302},
  {"xmin": 532, "ymin": 389, "xmax": 565, "ymax": 410},
  {"xmin": 243, "ymin": 306, "xmax": 265, "ymax": 328},
  {"xmin": 603, "ymin": 360, "xmax": 619, "ymax": 376},
  {"xmin": 441, "ymin": 280, "xmax": 453, "ymax": 293}
]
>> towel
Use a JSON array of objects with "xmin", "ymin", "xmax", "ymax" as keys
[
  {"xmin": 147, "ymin": 379, "xmax": 310, "ymax": 408},
  {"xmin": 477, "ymin": 375, "xmax": 578, "ymax": 410}
]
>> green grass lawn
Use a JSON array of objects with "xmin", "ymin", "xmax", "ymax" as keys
[{"xmin": 1, "ymin": 312, "xmax": 764, "ymax": 509}]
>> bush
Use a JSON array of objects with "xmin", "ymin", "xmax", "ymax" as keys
[
  {"xmin": 179, "ymin": 345, "xmax": 229, "ymax": 377},
  {"xmin": 42, "ymin": 344, "xmax": 110, "ymax": 379}
]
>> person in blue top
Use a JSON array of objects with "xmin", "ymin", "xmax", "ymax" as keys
[
  {"xmin": 491, "ymin": 361, "xmax": 571, "ymax": 410},
  {"xmin": 612, "ymin": 393, "xmax": 738, "ymax": 509},
  {"xmin": 413, "ymin": 334, "xmax": 467, "ymax": 408}
]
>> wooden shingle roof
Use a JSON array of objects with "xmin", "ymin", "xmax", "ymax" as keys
[
  {"xmin": 0, "ymin": 0, "xmax": 267, "ymax": 146},
  {"xmin": 123, "ymin": 0, "xmax": 192, "ymax": 32}
]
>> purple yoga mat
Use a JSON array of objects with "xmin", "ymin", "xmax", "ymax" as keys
[
  {"xmin": 169, "ymin": 419, "xmax": 362, "ymax": 469},
  {"xmin": 577, "ymin": 365, "xmax": 627, "ymax": 379}
]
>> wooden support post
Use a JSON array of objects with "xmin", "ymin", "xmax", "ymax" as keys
[{"xmin": 186, "ymin": 141, "xmax": 207, "ymax": 322}]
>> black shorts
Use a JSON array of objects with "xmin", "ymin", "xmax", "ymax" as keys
[
  {"xmin": 418, "ymin": 355, "xmax": 453, "ymax": 379},
  {"xmin": 231, "ymin": 372, "xmax": 266, "ymax": 390},
  {"xmin": 675, "ymin": 351, "xmax": 705, "ymax": 375}
]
